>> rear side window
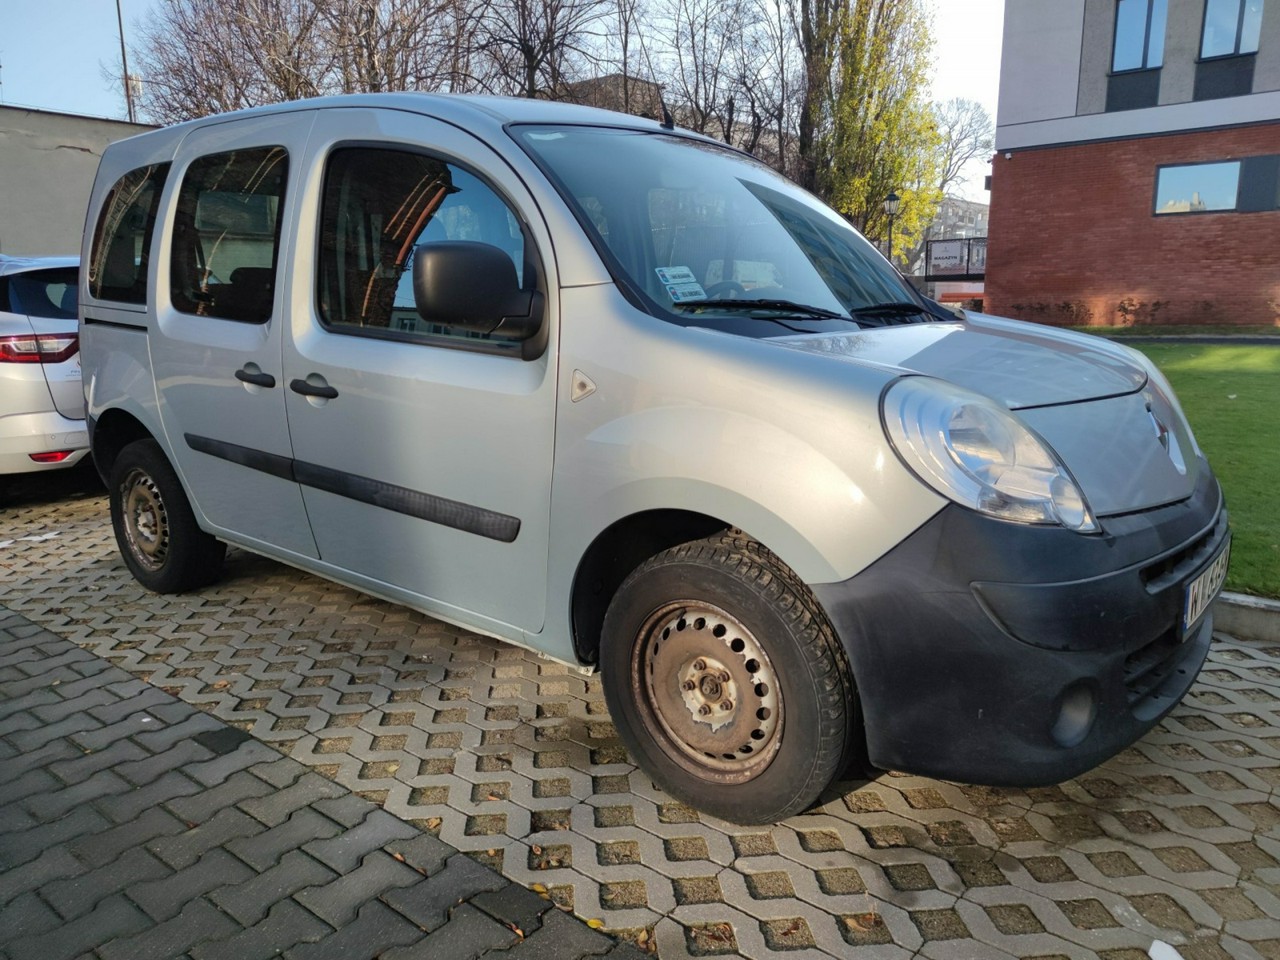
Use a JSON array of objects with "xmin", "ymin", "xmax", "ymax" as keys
[
  {"xmin": 171, "ymin": 147, "xmax": 288, "ymax": 323},
  {"xmin": 4, "ymin": 267, "xmax": 80, "ymax": 318},
  {"xmin": 316, "ymin": 146, "xmax": 527, "ymax": 345},
  {"xmin": 87, "ymin": 163, "xmax": 170, "ymax": 304}
]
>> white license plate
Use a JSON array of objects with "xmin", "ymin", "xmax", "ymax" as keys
[{"xmin": 1183, "ymin": 538, "xmax": 1230, "ymax": 632}]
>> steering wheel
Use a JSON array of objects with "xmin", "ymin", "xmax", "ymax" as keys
[{"xmin": 702, "ymin": 280, "xmax": 747, "ymax": 298}]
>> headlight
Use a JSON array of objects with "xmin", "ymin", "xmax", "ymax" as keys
[{"xmin": 882, "ymin": 377, "xmax": 1099, "ymax": 532}]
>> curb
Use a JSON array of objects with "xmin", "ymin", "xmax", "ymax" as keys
[{"xmin": 1215, "ymin": 592, "xmax": 1280, "ymax": 643}]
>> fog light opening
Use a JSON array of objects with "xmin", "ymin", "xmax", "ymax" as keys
[{"xmin": 1051, "ymin": 682, "xmax": 1097, "ymax": 748}]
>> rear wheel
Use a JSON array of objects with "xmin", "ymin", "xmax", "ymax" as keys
[
  {"xmin": 600, "ymin": 534, "xmax": 858, "ymax": 824},
  {"xmin": 109, "ymin": 439, "xmax": 225, "ymax": 593}
]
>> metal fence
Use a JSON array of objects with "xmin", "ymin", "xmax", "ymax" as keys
[{"xmin": 925, "ymin": 236, "xmax": 986, "ymax": 281}]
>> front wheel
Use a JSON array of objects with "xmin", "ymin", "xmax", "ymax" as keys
[
  {"xmin": 109, "ymin": 439, "xmax": 226, "ymax": 593},
  {"xmin": 600, "ymin": 534, "xmax": 859, "ymax": 824}
]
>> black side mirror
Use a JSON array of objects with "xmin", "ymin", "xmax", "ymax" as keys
[{"xmin": 412, "ymin": 242, "xmax": 542, "ymax": 341}]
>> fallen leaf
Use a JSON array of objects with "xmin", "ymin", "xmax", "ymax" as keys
[
  {"xmin": 425, "ymin": 817, "xmax": 442, "ymax": 829},
  {"xmin": 392, "ymin": 852, "xmax": 406, "ymax": 863},
  {"xmin": 781, "ymin": 920, "xmax": 801, "ymax": 936},
  {"xmin": 845, "ymin": 912, "xmax": 881, "ymax": 932},
  {"xmin": 507, "ymin": 923, "xmax": 524, "ymax": 939},
  {"xmin": 586, "ymin": 918, "xmax": 605, "ymax": 930},
  {"xmin": 532, "ymin": 845, "xmax": 543, "ymax": 855},
  {"xmin": 530, "ymin": 883, "xmax": 548, "ymax": 894},
  {"xmin": 486, "ymin": 793, "xmax": 500, "ymax": 801}
]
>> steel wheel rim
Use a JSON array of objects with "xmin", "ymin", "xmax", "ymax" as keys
[
  {"xmin": 120, "ymin": 468, "xmax": 169, "ymax": 571},
  {"xmin": 633, "ymin": 601, "xmax": 783, "ymax": 781}
]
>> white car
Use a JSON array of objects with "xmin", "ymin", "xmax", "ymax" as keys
[{"xmin": 0, "ymin": 255, "xmax": 88, "ymax": 480}]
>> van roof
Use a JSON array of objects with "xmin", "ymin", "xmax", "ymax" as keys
[{"xmin": 111, "ymin": 92, "xmax": 673, "ymax": 150}]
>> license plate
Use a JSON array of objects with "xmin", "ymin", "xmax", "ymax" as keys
[{"xmin": 1183, "ymin": 538, "xmax": 1230, "ymax": 632}]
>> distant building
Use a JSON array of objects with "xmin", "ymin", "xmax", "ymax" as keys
[
  {"xmin": 0, "ymin": 106, "xmax": 154, "ymax": 257},
  {"xmin": 561, "ymin": 75, "xmax": 665, "ymax": 120},
  {"xmin": 930, "ymin": 197, "xmax": 989, "ymax": 239},
  {"xmin": 986, "ymin": 0, "xmax": 1280, "ymax": 327}
]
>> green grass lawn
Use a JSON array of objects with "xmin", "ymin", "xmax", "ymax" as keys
[
  {"xmin": 1067, "ymin": 325, "xmax": 1278, "ymax": 337},
  {"xmin": 1132, "ymin": 344, "xmax": 1279, "ymax": 599}
]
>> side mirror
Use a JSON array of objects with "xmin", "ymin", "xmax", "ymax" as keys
[{"xmin": 412, "ymin": 242, "xmax": 542, "ymax": 341}]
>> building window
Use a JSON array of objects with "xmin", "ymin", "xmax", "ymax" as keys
[
  {"xmin": 1114, "ymin": 0, "xmax": 1168, "ymax": 71},
  {"xmin": 1154, "ymin": 161, "xmax": 1241, "ymax": 214},
  {"xmin": 1201, "ymin": 0, "xmax": 1264, "ymax": 58}
]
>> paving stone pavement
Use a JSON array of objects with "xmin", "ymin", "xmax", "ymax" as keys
[
  {"xmin": 3, "ymin": 469, "xmax": 1280, "ymax": 959},
  {"xmin": 0, "ymin": 607, "xmax": 648, "ymax": 960}
]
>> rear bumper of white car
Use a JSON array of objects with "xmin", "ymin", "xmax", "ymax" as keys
[{"xmin": 0, "ymin": 408, "xmax": 89, "ymax": 475}]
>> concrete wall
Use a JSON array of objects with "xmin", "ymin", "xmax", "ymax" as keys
[
  {"xmin": 986, "ymin": 122, "xmax": 1280, "ymax": 327},
  {"xmin": 1077, "ymin": 0, "xmax": 1116, "ymax": 116},
  {"xmin": 1160, "ymin": 0, "xmax": 1204, "ymax": 104},
  {"xmin": 996, "ymin": 0, "xmax": 1087, "ymax": 129},
  {"xmin": 0, "ymin": 107, "xmax": 154, "ymax": 257},
  {"xmin": 1255, "ymin": 0, "xmax": 1280, "ymax": 91}
]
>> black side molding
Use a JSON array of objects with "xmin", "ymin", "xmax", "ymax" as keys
[
  {"xmin": 185, "ymin": 434, "xmax": 295, "ymax": 482},
  {"xmin": 184, "ymin": 434, "xmax": 521, "ymax": 543},
  {"xmin": 83, "ymin": 316, "xmax": 148, "ymax": 332},
  {"xmin": 293, "ymin": 461, "xmax": 520, "ymax": 543}
]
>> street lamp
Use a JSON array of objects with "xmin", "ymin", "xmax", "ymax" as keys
[{"xmin": 883, "ymin": 191, "xmax": 901, "ymax": 266}]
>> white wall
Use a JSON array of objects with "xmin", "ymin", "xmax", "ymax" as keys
[
  {"xmin": 0, "ymin": 107, "xmax": 154, "ymax": 257},
  {"xmin": 996, "ymin": 0, "xmax": 1087, "ymax": 130}
]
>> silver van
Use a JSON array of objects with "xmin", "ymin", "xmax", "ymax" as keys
[{"xmin": 80, "ymin": 94, "xmax": 1229, "ymax": 824}]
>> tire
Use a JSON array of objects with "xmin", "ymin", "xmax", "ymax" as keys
[
  {"xmin": 600, "ymin": 533, "xmax": 859, "ymax": 824},
  {"xmin": 109, "ymin": 439, "xmax": 226, "ymax": 593}
]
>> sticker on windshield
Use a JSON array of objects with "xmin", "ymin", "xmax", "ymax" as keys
[{"xmin": 655, "ymin": 266, "xmax": 706, "ymax": 303}]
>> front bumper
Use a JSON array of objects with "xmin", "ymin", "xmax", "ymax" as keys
[{"xmin": 813, "ymin": 462, "xmax": 1227, "ymax": 787}]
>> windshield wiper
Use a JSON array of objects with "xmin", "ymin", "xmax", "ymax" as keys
[
  {"xmin": 850, "ymin": 301, "xmax": 928, "ymax": 317},
  {"xmin": 674, "ymin": 298, "xmax": 850, "ymax": 320}
]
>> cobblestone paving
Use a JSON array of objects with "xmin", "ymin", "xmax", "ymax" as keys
[
  {"xmin": 3, "ymin": 472, "xmax": 1279, "ymax": 959},
  {"xmin": 0, "ymin": 610, "xmax": 647, "ymax": 960}
]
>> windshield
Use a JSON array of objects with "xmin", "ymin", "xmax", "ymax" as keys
[{"xmin": 516, "ymin": 126, "xmax": 925, "ymax": 329}]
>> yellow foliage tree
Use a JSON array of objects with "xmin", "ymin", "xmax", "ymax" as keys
[{"xmin": 797, "ymin": 0, "xmax": 942, "ymax": 267}]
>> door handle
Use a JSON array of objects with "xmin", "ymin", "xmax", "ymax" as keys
[
  {"xmin": 235, "ymin": 366, "xmax": 276, "ymax": 388},
  {"xmin": 290, "ymin": 378, "xmax": 339, "ymax": 399}
]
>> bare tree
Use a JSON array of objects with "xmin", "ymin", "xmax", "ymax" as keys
[
  {"xmin": 726, "ymin": 0, "xmax": 800, "ymax": 168},
  {"xmin": 931, "ymin": 96, "xmax": 994, "ymax": 197},
  {"xmin": 473, "ymin": 0, "xmax": 611, "ymax": 98},
  {"xmin": 132, "ymin": 0, "xmax": 481, "ymax": 122},
  {"xmin": 789, "ymin": 0, "xmax": 844, "ymax": 193},
  {"xmin": 900, "ymin": 97, "xmax": 994, "ymax": 274},
  {"xmin": 318, "ymin": 0, "xmax": 473, "ymax": 94},
  {"xmin": 133, "ymin": 1, "xmax": 322, "ymax": 123}
]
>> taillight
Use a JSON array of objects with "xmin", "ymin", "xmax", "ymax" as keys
[{"xmin": 0, "ymin": 333, "xmax": 79, "ymax": 364}]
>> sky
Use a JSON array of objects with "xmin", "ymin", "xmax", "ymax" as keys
[{"xmin": 0, "ymin": 0, "xmax": 1005, "ymax": 200}]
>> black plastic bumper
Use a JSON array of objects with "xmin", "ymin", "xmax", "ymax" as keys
[{"xmin": 813, "ymin": 463, "xmax": 1228, "ymax": 787}]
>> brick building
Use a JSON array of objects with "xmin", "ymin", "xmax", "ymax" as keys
[{"xmin": 986, "ymin": 0, "xmax": 1280, "ymax": 327}]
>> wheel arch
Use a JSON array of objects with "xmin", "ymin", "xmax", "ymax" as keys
[
  {"xmin": 90, "ymin": 408, "xmax": 157, "ymax": 485},
  {"xmin": 569, "ymin": 509, "xmax": 728, "ymax": 663}
]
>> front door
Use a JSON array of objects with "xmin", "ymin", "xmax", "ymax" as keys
[
  {"xmin": 280, "ymin": 108, "xmax": 558, "ymax": 633},
  {"xmin": 151, "ymin": 112, "xmax": 319, "ymax": 558}
]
